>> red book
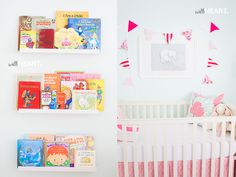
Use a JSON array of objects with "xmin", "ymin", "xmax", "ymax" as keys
[
  {"xmin": 18, "ymin": 81, "xmax": 41, "ymax": 109},
  {"xmin": 38, "ymin": 29, "xmax": 54, "ymax": 49}
]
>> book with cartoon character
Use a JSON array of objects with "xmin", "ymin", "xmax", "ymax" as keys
[
  {"xmin": 72, "ymin": 90, "xmax": 97, "ymax": 111},
  {"xmin": 87, "ymin": 79, "xmax": 104, "ymax": 112},
  {"xmin": 61, "ymin": 81, "xmax": 88, "ymax": 109},
  {"xmin": 55, "ymin": 11, "xmax": 89, "ymax": 31},
  {"xmin": 17, "ymin": 81, "xmax": 41, "ymax": 109},
  {"xmin": 17, "ymin": 139, "xmax": 44, "ymax": 167},
  {"xmin": 67, "ymin": 18, "xmax": 101, "ymax": 50},
  {"xmin": 20, "ymin": 31, "xmax": 37, "ymax": 49},
  {"xmin": 45, "ymin": 142, "xmax": 70, "ymax": 167}
]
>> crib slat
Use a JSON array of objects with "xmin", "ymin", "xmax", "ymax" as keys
[
  {"xmin": 133, "ymin": 125, "xmax": 138, "ymax": 177},
  {"xmin": 183, "ymin": 144, "xmax": 187, "ymax": 177},
  {"xmin": 202, "ymin": 123, "xmax": 207, "ymax": 177},
  {"xmin": 220, "ymin": 122, "xmax": 226, "ymax": 177},
  {"xmin": 164, "ymin": 144, "xmax": 168, "ymax": 177},
  {"xmin": 153, "ymin": 145, "xmax": 158, "ymax": 177},
  {"xmin": 211, "ymin": 122, "xmax": 216, "ymax": 177},
  {"xmin": 122, "ymin": 123, "xmax": 129, "ymax": 177},
  {"xmin": 173, "ymin": 145, "xmax": 177, "ymax": 177},
  {"xmin": 192, "ymin": 123, "xmax": 197, "ymax": 177},
  {"xmin": 228, "ymin": 121, "xmax": 235, "ymax": 177},
  {"xmin": 144, "ymin": 145, "xmax": 149, "ymax": 177}
]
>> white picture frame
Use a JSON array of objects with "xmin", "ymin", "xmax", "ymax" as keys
[{"xmin": 139, "ymin": 33, "xmax": 195, "ymax": 78}]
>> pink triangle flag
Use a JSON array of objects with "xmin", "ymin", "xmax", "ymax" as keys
[
  {"xmin": 202, "ymin": 74, "xmax": 213, "ymax": 84},
  {"xmin": 210, "ymin": 22, "xmax": 220, "ymax": 33},
  {"xmin": 123, "ymin": 77, "xmax": 134, "ymax": 86},
  {"xmin": 144, "ymin": 29, "xmax": 157, "ymax": 41},
  {"xmin": 128, "ymin": 20, "xmax": 138, "ymax": 32},
  {"xmin": 119, "ymin": 40, "xmax": 128, "ymax": 50},
  {"xmin": 208, "ymin": 40, "xmax": 217, "ymax": 50}
]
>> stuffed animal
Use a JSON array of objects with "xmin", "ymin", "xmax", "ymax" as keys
[{"xmin": 212, "ymin": 103, "xmax": 234, "ymax": 136}]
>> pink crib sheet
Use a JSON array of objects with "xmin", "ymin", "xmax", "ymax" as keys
[{"xmin": 118, "ymin": 157, "xmax": 234, "ymax": 177}]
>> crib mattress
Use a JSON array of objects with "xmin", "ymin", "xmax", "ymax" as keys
[{"xmin": 117, "ymin": 123, "xmax": 236, "ymax": 161}]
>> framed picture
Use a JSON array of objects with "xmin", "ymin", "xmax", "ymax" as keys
[{"xmin": 139, "ymin": 33, "xmax": 195, "ymax": 78}]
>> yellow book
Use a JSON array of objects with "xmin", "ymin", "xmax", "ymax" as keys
[
  {"xmin": 20, "ymin": 31, "xmax": 36, "ymax": 49},
  {"xmin": 56, "ymin": 11, "xmax": 89, "ymax": 31},
  {"xmin": 87, "ymin": 79, "xmax": 104, "ymax": 112}
]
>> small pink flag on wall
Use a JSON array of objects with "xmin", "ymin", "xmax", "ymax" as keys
[
  {"xmin": 128, "ymin": 20, "xmax": 138, "ymax": 32},
  {"xmin": 210, "ymin": 22, "xmax": 220, "ymax": 33},
  {"xmin": 202, "ymin": 74, "xmax": 213, "ymax": 84},
  {"xmin": 120, "ymin": 59, "xmax": 130, "ymax": 68},
  {"xmin": 208, "ymin": 40, "xmax": 217, "ymax": 50},
  {"xmin": 119, "ymin": 40, "xmax": 128, "ymax": 50},
  {"xmin": 182, "ymin": 30, "xmax": 192, "ymax": 41},
  {"xmin": 163, "ymin": 33, "xmax": 173, "ymax": 44},
  {"xmin": 207, "ymin": 58, "xmax": 219, "ymax": 67},
  {"xmin": 122, "ymin": 77, "xmax": 134, "ymax": 86}
]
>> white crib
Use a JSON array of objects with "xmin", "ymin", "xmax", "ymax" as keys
[{"xmin": 117, "ymin": 101, "xmax": 236, "ymax": 177}]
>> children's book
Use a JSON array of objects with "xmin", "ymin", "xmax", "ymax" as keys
[
  {"xmin": 68, "ymin": 18, "xmax": 101, "ymax": 50},
  {"xmin": 56, "ymin": 71, "xmax": 84, "ymax": 81},
  {"xmin": 27, "ymin": 134, "xmax": 55, "ymax": 142},
  {"xmin": 54, "ymin": 28, "xmax": 83, "ymax": 49},
  {"xmin": 20, "ymin": 31, "xmax": 37, "ymax": 49},
  {"xmin": 45, "ymin": 142, "xmax": 70, "ymax": 167},
  {"xmin": 18, "ymin": 16, "xmax": 45, "ymax": 49},
  {"xmin": 17, "ymin": 139, "xmax": 43, "ymax": 167},
  {"xmin": 57, "ymin": 92, "xmax": 65, "ymax": 109},
  {"xmin": 44, "ymin": 74, "xmax": 61, "ymax": 92},
  {"xmin": 38, "ymin": 29, "xmax": 55, "ymax": 49},
  {"xmin": 41, "ymin": 91, "xmax": 52, "ymax": 109},
  {"xmin": 61, "ymin": 81, "xmax": 88, "ymax": 109},
  {"xmin": 32, "ymin": 18, "xmax": 56, "ymax": 30},
  {"xmin": 17, "ymin": 74, "xmax": 44, "ymax": 88},
  {"xmin": 55, "ymin": 11, "xmax": 89, "ymax": 31},
  {"xmin": 72, "ymin": 90, "xmax": 97, "ymax": 111},
  {"xmin": 74, "ymin": 150, "xmax": 95, "ymax": 168},
  {"xmin": 87, "ymin": 79, "xmax": 104, "ymax": 112},
  {"xmin": 55, "ymin": 135, "xmax": 94, "ymax": 167},
  {"xmin": 18, "ymin": 81, "xmax": 41, "ymax": 109}
]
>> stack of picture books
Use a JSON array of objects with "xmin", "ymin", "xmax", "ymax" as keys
[
  {"xmin": 17, "ymin": 71, "xmax": 104, "ymax": 112},
  {"xmin": 18, "ymin": 11, "xmax": 101, "ymax": 50},
  {"xmin": 17, "ymin": 134, "xmax": 95, "ymax": 168}
]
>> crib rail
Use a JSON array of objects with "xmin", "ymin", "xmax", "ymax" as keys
[
  {"xmin": 118, "ymin": 102, "xmax": 189, "ymax": 119},
  {"xmin": 118, "ymin": 117, "xmax": 236, "ymax": 177}
]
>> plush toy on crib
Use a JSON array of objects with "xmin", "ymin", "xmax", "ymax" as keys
[{"xmin": 212, "ymin": 103, "xmax": 234, "ymax": 136}]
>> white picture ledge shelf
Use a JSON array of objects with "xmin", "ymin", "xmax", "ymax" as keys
[
  {"xmin": 17, "ymin": 166, "xmax": 96, "ymax": 172},
  {"xmin": 19, "ymin": 48, "xmax": 100, "ymax": 54},
  {"xmin": 18, "ymin": 109, "xmax": 99, "ymax": 114}
]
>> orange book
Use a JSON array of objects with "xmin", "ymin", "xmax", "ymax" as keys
[
  {"xmin": 57, "ymin": 92, "xmax": 65, "ymax": 109},
  {"xmin": 44, "ymin": 74, "xmax": 60, "ymax": 92}
]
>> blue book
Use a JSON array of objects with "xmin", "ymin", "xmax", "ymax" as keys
[
  {"xmin": 68, "ymin": 18, "xmax": 101, "ymax": 50},
  {"xmin": 17, "ymin": 139, "xmax": 43, "ymax": 167}
]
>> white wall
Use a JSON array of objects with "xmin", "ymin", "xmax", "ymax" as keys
[
  {"xmin": 118, "ymin": 0, "xmax": 236, "ymax": 104},
  {"xmin": 0, "ymin": 0, "xmax": 117, "ymax": 177}
]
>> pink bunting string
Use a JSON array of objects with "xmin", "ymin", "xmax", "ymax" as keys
[
  {"xmin": 210, "ymin": 22, "xmax": 220, "ymax": 33},
  {"xmin": 119, "ymin": 40, "xmax": 128, "ymax": 50},
  {"xmin": 119, "ymin": 59, "xmax": 130, "ymax": 69},
  {"xmin": 128, "ymin": 20, "xmax": 138, "ymax": 32},
  {"xmin": 163, "ymin": 33, "xmax": 173, "ymax": 44}
]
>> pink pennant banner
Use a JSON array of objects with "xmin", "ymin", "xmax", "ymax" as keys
[
  {"xmin": 202, "ymin": 74, "xmax": 213, "ymax": 84},
  {"xmin": 119, "ymin": 40, "xmax": 128, "ymax": 50},
  {"xmin": 144, "ymin": 29, "xmax": 157, "ymax": 41},
  {"xmin": 208, "ymin": 40, "xmax": 217, "ymax": 50},
  {"xmin": 128, "ymin": 20, "xmax": 138, "ymax": 32},
  {"xmin": 122, "ymin": 76, "xmax": 134, "ymax": 86},
  {"xmin": 120, "ymin": 59, "xmax": 130, "ymax": 68},
  {"xmin": 207, "ymin": 58, "xmax": 218, "ymax": 67},
  {"xmin": 210, "ymin": 22, "xmax": 220, "ymax": 33},
  {"xmin": 182, "ymin": 30, "xmax": 192, "ymax": 41},
  {"xmin": 163, "ymin": 33, "xmax": 173, "ymax": 44}
]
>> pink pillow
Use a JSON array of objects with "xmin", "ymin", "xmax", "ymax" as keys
[{"xmin": 188, "ymin": 93, "xmax": 224, "ymax": 117}]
